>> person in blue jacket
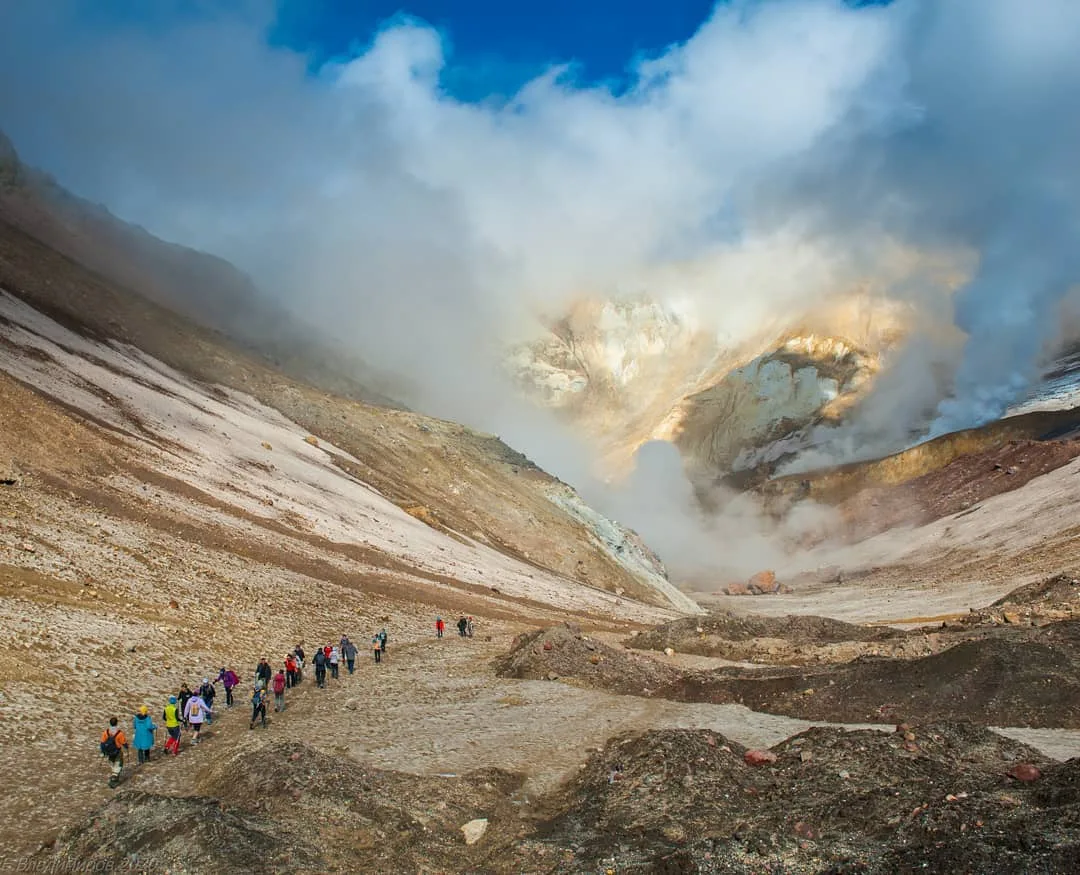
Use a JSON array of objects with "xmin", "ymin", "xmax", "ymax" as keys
[{"xmin": 132, "ymin": 705, "xmax": 158, "ymax": 764}]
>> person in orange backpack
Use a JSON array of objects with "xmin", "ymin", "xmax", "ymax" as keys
[{"xmin": 100, "ymin": 717, "xmax": 128, "ymax": 788}]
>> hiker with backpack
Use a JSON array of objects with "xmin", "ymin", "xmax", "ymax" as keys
[
  {"xmin": 457, "ymin": 616, "xmax": 468, "ymax": 637},
  {"xmin": 198, "ymin": 677, "xmax": 216, "ymax": 723},
  {"xmin": 466, "ymin": 617, "xmax": 475, "ymax": 638},
  {"xmin": 379, "ymin": 628, "xmax": 388, "ymax": 653},
  {"xmin": 255, "ymin": 658, "xmax": 272, "ymax": 690},
  {"xmin": 100, "ymin": 717, "xmax": 128, "ymax": 787},
  {"xmin": 292, "ymin": 645, "xmax": 304, "ymax": 684},
  {"xmin": 177, "ymin": 683, "xmax": 193, "ymax": 728},
  {"xmin": 313, "ymin": 647, "xmax": 327, "ymax": 688},
  {"xmin": 250, "ymin": 684, "xmax": 268, "ymax": 729},
  {"xmin": 132, "ymin": 705, "xmax": 157, "ymax": 764},
  {"xmin": 163, "ymin": 696, "xmax": 182, "ymax": 755},
  {"xmin": 285, "ymin": 653, "xmax": 299, "ymax": 688},
  {"xmin": 372, "ymin": 635, "xmax": 382, "ymax": 664},
  {"xmin": 217, "ymin": 667, "xmax": 240, "ymax": 706},
  {"xmin": 272, "ymin": 668, "xmax": 287, "ymax": 712},
  {"xmin": 329, "ymin": 644, "xmax": 340, "ymax": 679},
  {"xmin": 436, "ymin": 617, "xmax": 445, "ymax": 638},
  {"xmin": 341, "ymin": 637, "xmax": 357, "ymax": 674},
  {"xmin": 183, "ymin": 690, "xmax": 211, "ymax": 743}
]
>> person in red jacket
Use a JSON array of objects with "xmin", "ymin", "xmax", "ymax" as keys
[
  {"xmin": 435, "ymin": 617, "xmax": 445, "ymax": 639},
  {"xmin": 272, "ymin": 668, "xmax": 287, "ymax": 712}
]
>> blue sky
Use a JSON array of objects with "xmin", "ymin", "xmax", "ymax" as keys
[
  {"xmin": 270, "ymin": 0, "xmax": 892, "ymax": 97},
  {"xmin": 271, "ymin": 0, "xmax": 719, "ymax": 94}
]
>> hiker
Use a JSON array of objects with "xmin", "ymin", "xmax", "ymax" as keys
[
  {"xmin": 342, "ymin": 637, "xmax": 357, "ymax": 674},
  {"xmin": 100, "ymin": 717, "xmax": 128, "ymax": 787},
  {"xmin": 198, "ymin": 677, "xmax": 216, "ymax": 723},
  {"xmin": 285, "ymin": 653, "xmax": 299, "ymax": 688},
  {"xmin": 217, "ymin": 667, "xmax": 240, "ymax": 707},
  {"xmin": 132, "ymin": 705, "xmax": 157, "ymax": 764},
  {"xmin": 162, "ymin": 696, "xmax": 182, "ymax": 756},
  {"xmin": 466, "ymin": 617, "xmax": 475, "ymax": 638},
  {"xmin": 250, "ymin": 684, "xmax": 268, "ymax": 729},
  {"xmin": 379, "ymin": 628, "xmax": 388, "ymax": 653},
  {"xmin": 272, "ymin": 668, "xmax": 287, "ymax": 712},
  {"xmin": 255, "ymin": 658, "xmax": 272, "ymax": 689},
  {"xmin": 292, "ymin": 645, "xmax": 305, "ymax": 684},
  {"xmin": 372, "ymin": 636, "xmax": 382, "ymax": 664},
  {"xmin": 457, "ymin": 616, "xmax": 468, "ymax": 637},
  {"xmin": 177, "ymin": 683, "xmax": 193, "ymax": 728},
  {"xmin": 313, "ymin": 647, "xmax": 327, "ymax": 688},
  {"xmin": 436, "ymin": 617, "xmax": 445, "ymax": 638},
  {"xmin": 183, "ymin": 691, "xmax": 211, "ymax": 743},
  {"xmin": 329, "ymin": 644, "xmax": 340, "ymax": 680}
]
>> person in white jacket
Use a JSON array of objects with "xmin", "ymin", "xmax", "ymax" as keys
[{"xmin": 183, "ymin": 693, "xmax": 212, "ymax": 744}]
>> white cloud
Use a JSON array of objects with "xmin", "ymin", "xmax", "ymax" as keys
[{"xmin": 2, "ymin": 0, "xmax": 1079, "ymax": 578}]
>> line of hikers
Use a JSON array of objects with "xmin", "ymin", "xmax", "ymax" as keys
[
  {"xmin": 100, "ymin": 631, "xmax": 390, "ymax": 787},
  {"xmin": 435, "ymin": 615, "xmax": 475, "ymax": 638}
]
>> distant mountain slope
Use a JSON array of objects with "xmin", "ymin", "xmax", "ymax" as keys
[
  {"xmin": 0, "ymin": 129, "xmax": 405, "ymax": 408},
  {"xmin": 0, "ymin": 145, "xmax": 698, "ymax": 614}
]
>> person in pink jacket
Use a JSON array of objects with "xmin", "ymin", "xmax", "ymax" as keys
[{"xmin": 183, "ymin": 692, "xmax": 212, "ymax": 744}]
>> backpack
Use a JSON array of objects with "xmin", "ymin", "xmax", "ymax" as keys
[
  {"xmin": 189, "ymin": 701, "xmax": 201, "ymax": 718},
  {"xmin": 273, "ymin": 675, "xmax": 286, "ymax": 694},
  {"xmin": 100, "ymin": 733, "xmax": 120, "ymax": 758}
]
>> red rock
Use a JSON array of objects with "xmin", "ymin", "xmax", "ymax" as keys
[
  {"xmin": 289, "ymin": 752, "xmax": 302, "ymax": 762},
  {"xmin": 1008, "ymin": 764, "xmax": 1041, "ymax": 782},
  {"xmin": 744, "ymin": 749, "xmax": 778, "ymax": 766},
  {"xmin": 725, "ymin": 583, "xmax": 751, "ymax": 596},
  {"xmin": 542, "ymin": 641, "xmax": 553, "ymax": 652},
  {"xmin": 749, "ymin": 570, "xmax": 777, "ymax": 590}
]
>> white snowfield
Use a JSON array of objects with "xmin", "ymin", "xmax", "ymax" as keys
[{"xmin": 0, "ymin": 290, "xmax": 686, "ymax": 623}]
